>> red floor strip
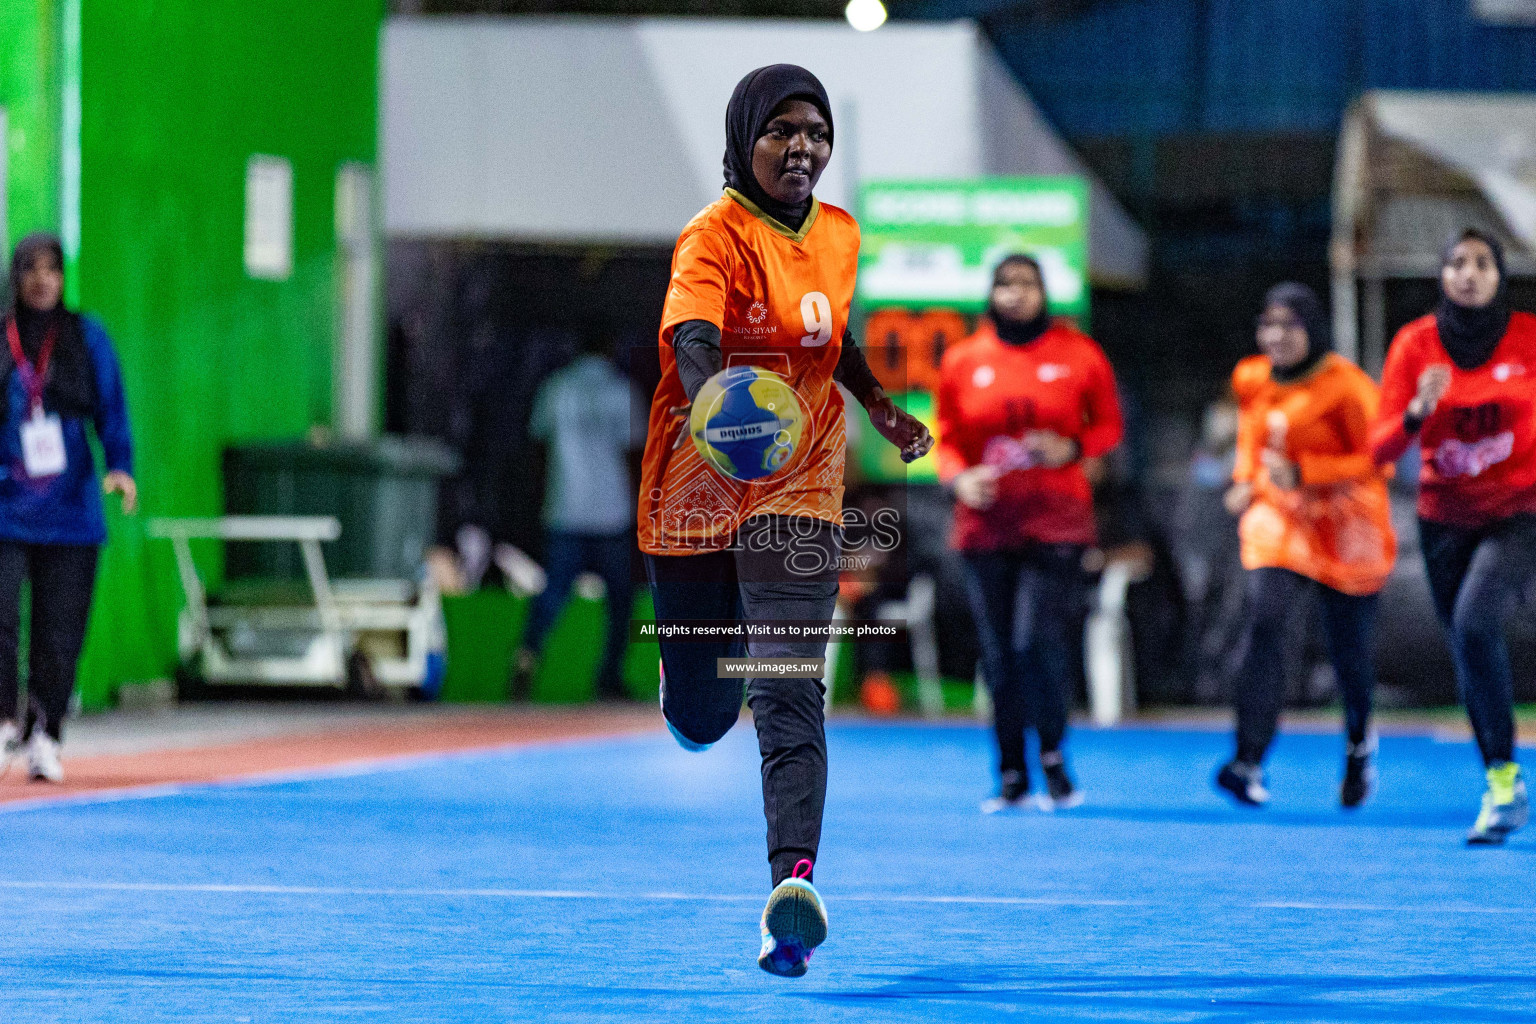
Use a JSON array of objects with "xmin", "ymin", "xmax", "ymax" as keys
[{"xmin": 0, "ymin": 707, "xmax": 659, "ymax": 804}]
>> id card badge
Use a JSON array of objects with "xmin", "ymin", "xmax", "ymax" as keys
[{"xmin": 20, "ymin": 405, "xmax": 66, "ymax": 479}]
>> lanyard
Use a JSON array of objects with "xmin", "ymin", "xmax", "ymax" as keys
[{"xmin": 6, "ymin": 317, "xmax": 55, "ymax": 411}]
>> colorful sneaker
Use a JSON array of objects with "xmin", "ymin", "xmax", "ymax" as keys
[
  {"xmin": 758, "ymin": 860, "xmax": 828, "ymax": 978},
  {"xmin": 1038, "ymin": 750, "xmax": 1084, "ymax": 811},
  {"xmin": 1340, "ymin": 735, "xmax": 1377, "ymax": 809},
  {"xmin": 1215, "ymin": 759, "xmax": 1269, "ymax": 807},
  {"xmin": 1468, "ymin": 762, "xmax": 1528, "ymax": 846},
  {"xmin": 980, "ymin": 770, "xmax": 1030, "ymax": 814},
  {"xmin": 659, "ymin": 658, "xmax": 713, "ymax": 753},
  {"xmin": 27, "ymin": 732, "xmax": 63, "ymax": 784},
  {"xmin": 0, "ymin": 720, "xmax": 20, "ymax": 778}
]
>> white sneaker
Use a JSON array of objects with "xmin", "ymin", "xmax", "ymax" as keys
[
  {"xmin": 27, "ymin": 732, "xmax": 63, "ymax": 783},
  {"xmin": 0, "ymin": 720, "xmax": 20, "ymax": 777}
]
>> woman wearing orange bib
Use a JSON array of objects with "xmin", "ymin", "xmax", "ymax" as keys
[
  {"xmin": 1217, "ymin": 284, "xmax": 1395, "ymax": 809},
  {"xmin": 637, "ymin": 65, "xmax": 931, "ymax": 977}
]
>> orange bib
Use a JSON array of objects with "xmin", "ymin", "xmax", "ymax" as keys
[
  {"xmin": 1233, "ymin": 353, "xmax": 1396, "ymax": 595},
  {"xmin": 639, "ymin": 191, "xmax": 861, "ymax": 554}
]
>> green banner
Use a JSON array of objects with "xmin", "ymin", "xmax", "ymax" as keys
[{"xmin": 857, "ymin": 177, "xmax": 1089, "ymax": 316}]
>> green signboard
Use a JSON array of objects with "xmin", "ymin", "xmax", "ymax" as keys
[{"xmin": 857, "ymin": 177, "xmax": 1089, "ymax": 317}]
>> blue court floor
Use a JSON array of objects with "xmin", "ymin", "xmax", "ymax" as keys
[{"xmin": 2, "ymin": 720, "xmax": 1534, "ymax": 1023}]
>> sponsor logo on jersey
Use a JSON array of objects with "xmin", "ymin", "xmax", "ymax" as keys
[
  {"xmin": 1432, "ymin": 430, "xmax": 1515, "ymax": 478},
  {"xmin": 972, "ymin": 365, "xmax": 996, "ymax": 388},
  {"xmin": 730, "ymin": 300, "xmax": 777, "ymax": 337}
]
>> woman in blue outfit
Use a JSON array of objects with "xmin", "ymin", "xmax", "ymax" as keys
[{"xmin": 0, "ymin": 233, "xmax": 134, "ymax": 782}]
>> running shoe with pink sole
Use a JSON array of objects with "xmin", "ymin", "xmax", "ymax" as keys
[{"xmin": 758, "ymin": 859, "xmax": 828, "ymax": 977}]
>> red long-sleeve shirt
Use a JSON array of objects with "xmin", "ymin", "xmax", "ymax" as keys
[
  {"xmin": 1371, "ymin": 311, "xmax": 1536, "ymax": 527},
  {"xmin": 936, "ymin": 321, "xmax": 1123, "ymax": 550}
]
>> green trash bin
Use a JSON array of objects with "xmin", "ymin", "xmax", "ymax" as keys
[{"xmin": 223, "ymin": 436, "xmax": 461, "ymax": 582}]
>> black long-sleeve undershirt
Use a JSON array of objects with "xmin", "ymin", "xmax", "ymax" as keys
[{"xmin": 671, "ymin": 319, "xmax": 884, "ymax": 407}]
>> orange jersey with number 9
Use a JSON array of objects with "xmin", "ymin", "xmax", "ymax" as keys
[{"xmin": 639, "ymin": 189, "xmax": 860, "ymax": 554}]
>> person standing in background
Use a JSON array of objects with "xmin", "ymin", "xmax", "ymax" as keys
[
  {"xmin": 512, "ymin": 320, "xmax": 646, "ymax": 702},
  {"xmin": 1372, "ymin": 228, "xmax": 1536, "ymax": 845},
  {"xmin": 0, "ymin": 232, "xmax": 135, "ymax": 782},
  {"xmin": 937, "ymin": 254, "xmax": 1124, "ymax": 814},
  {"xmin": 1217, "ymin": 283, "xmax": 1395, "ymax": 810}
]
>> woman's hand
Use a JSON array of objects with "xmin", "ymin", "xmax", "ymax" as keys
[
  {"xmin": 1223, "ymin": 480, "xmax": 1254, "ymax": 516},
  {"xmin": 864, "ymin": 389, "xmax": 934, "ymax": 463},
  {"xmin": 1024, "ymin": 429, "xmax": 1079, "ymax": 469},
  {"xmin": 953, "ymin": 465, "xmax": 999, "ymax": 510},
  {"xmin": 1409, "ymin": 364, "xmax": 1452, "ymax": 420},
  {"xmin": 103, "ymin": 471, "xmax": 137, "ymax": 514},
  {"xmin": 1260, "ymin": 449, "xmax": 1299, "ymax": 491}
]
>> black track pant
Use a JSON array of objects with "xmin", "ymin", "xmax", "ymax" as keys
[
  {"xmin": 1419, "ymin": 515, "xmax": 1536, "ymax": 767},
  {"xmin": 961, "ymin": 543, "xmax": 1084, "ymax": 779},
  {"xmin": 0, "ymin": 542, "xmax": 100, "ymax": 741},
  {"xmin": 645, "ymin": 515, "xmax": 839, "ymax": 887},
  {"xmin": 1233, "ymin": 567, "xmax": 1378, "ymax": 765}
]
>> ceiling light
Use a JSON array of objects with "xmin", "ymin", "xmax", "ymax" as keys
[{"xmin": 845, "ymin": 0, "xmax": 887, "ymax": 32}]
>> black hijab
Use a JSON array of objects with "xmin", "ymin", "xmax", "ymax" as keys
[
  {"xmin": 1263, "ymin": 282, "xmax": 1331, "ymax": 384},
  {"xmin": 1435, "ymin": 228, "xmax": 1511, "ymax": 371},
  {"xmin": 4, "ymin": 232, "xmax": 94, "ymax": 417},
  {"xmin": 988, "ymin": 254, "xmax": 1053, "ymax": 347},
  {"xmin": 722, "ymin": 64, "xmax": 833, "ymax": 233}
]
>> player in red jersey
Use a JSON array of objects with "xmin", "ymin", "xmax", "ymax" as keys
[
  {"xmin": 936, "ymin": 254, "xmax": 1123, "ymax": 812},
  {"xmin": 638, "ymin": 65, "xmax": 931, "ymax": 975},
  {"xmin": 1372, "ymin": 228, "xmax": 1536, "ymax": 844}
]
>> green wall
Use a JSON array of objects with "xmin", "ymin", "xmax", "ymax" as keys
[
  {"xmin": 72, "ymin": 1, "xmax": 383, "ymax": 706},
  {"xmin": 0, "ymin": 0, "xmax": 62, "ymax": 251}
]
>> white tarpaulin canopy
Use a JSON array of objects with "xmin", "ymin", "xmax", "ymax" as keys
[
  {"xmin": 382, "ymin": 16, "xmax": 1148, "ymax": 289},
  {"xmin": 1332, "ymin": 90, "xmax": 1536, "ymax": 368}
]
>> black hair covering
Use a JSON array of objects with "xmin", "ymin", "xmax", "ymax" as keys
[
  {"xmin": 1262, "ymin": 282, "xmax": 1331, "ymax": 383},
  {"xmin": 988, "ymin": 253, "xmax": 1053, "ymax": 347},
  {"xmin": 3, "ymin": 232, "xmax": 94, "ymax": 417},
  {"xmin": 1435, "ymin": 227, "xmax": 1510, "ymax": 371},
  {"xmin": 722, "ymin": 64, "xmax": 833, "ymax": 232}
]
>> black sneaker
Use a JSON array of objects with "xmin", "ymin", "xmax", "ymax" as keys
[
  {"xmin": 508, "ymin": 648, "xmax": 536, "ymax": 702},
  {"xmin": 1039, "ymin": 750, "xmax": 1083, "ymax": 810},
  {"xmin": 593, "ymin": 672, "xmax": 636, "ymax": 703},
  {"xmin": 1340, "ymin": 736, "xmax": 1376, "ymax": 809},
  {"xmin": 981, "ymin": 770, "xmax": 1029, "ymax": 814},
  {"xmin": 1216, "ymin": 759, "xmax": 1270, "ymax": 807}
]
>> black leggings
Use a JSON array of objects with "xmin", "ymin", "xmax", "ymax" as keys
[
  {"xmin": 0, "ymin": 542, "xmax": 100, "ymax": 741},
  {"xmin": 1233, "ymin": 567, "xmax": 1378, "ymax": 765},
  {"xmin": 961, "ymin": 544, "xmax": 1084, "ymax": 778},
  {"xmin": 1419, "ymin": 515, "xmax": 1536, "ymax": 767},
  {"xmin": 645, "ymin": 515, "xmax": 839, "ymax": 887}
]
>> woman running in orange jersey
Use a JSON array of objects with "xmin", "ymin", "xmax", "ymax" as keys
[
  {"xmin": 1216, "ymin": 283, "xmax": 1395, "ymax": 809},
  {"xmin": 1372, "ymin": 229, "xmax": 1536, "ymax": 845},
  {"xmin": 637, "ymin": 65, "xmax": 932, "ymax": 976}
]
